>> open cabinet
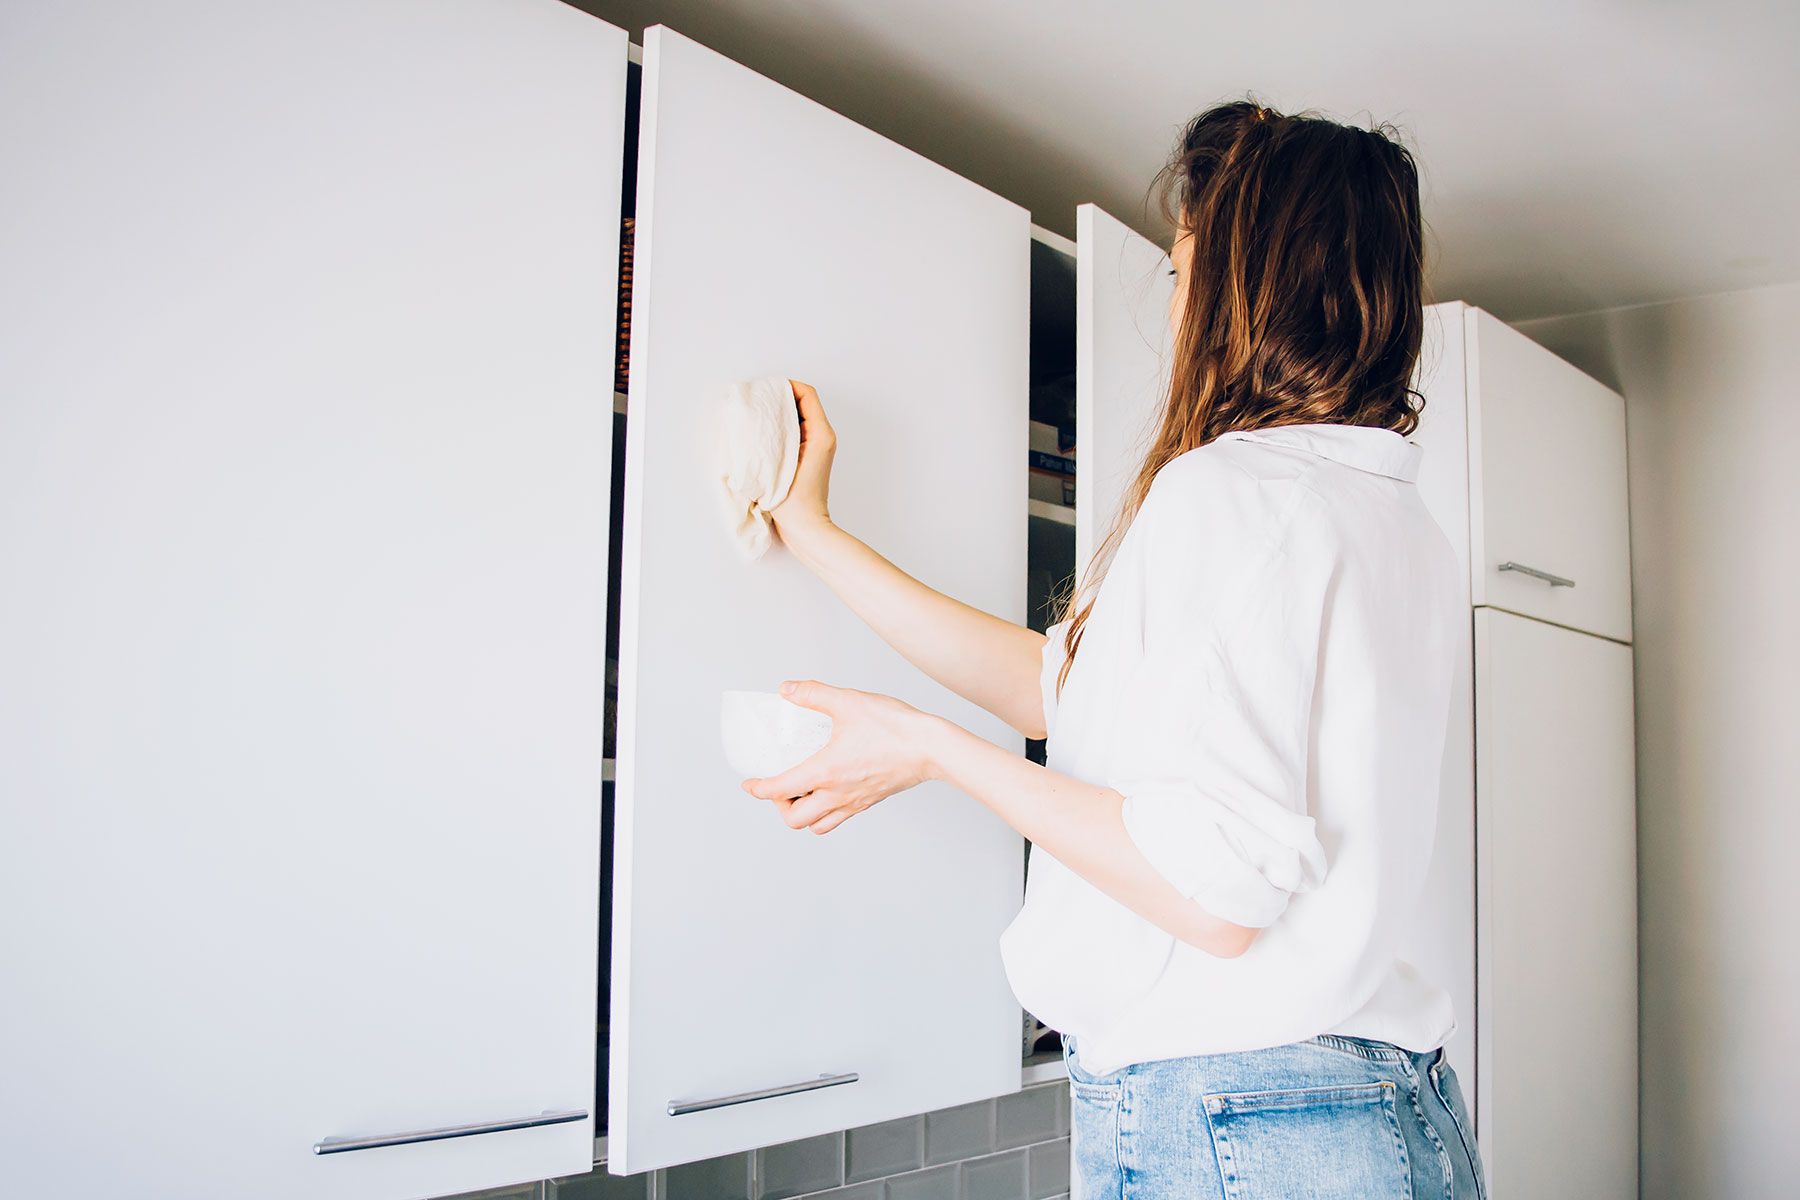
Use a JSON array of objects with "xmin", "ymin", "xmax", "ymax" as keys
[
  {"xmin": 1073, "ymin": 204, "xmax": 1175, "ymax": 575},
  {"xmin": 1017, "ymin": 208, "xmax": 1172, "ymax": 1068},
  {"xmin": 602, "ymin": 27, "xmax": 1028, "ymax": 1175},
  {"xmin": 0, "ymin": 2, "xmax": 627, "ymax": 1197}
]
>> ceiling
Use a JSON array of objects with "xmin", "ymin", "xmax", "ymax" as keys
[{"xmin": 573, "ymin": 0, "xmax": 1798, "ymax": 320}]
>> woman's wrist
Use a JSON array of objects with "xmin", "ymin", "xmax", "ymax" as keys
[
  {"xmin": 775, "ymin": 510, "xmax": 840, "ymax": 566},
  {"xmin": 915, "ymin": 711, "xmax": 976, "ymax": 785}
]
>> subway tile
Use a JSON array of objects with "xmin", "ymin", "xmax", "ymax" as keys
[
  {"xmin": 995, "ymin": 1087, "xmax": 1060, "ymax": 1149},
  {"xmin": 665, "ymin": 1151, "xmax": 753, "ymax": 1200},
  {"xmin": 881, "ymin": 1164, "xmax": 959, "ymax": 1200},
  {"xmin": 555, "ymin": 1167, "xmax": 651, "ymax": 1200},
  {"xmin": 960, "ymin": 1150, "xmax": 1027, "ymax": 1200},
  {"xmin": 799, "ymin": 1185, "xmax": 883, "ymax": 1200},
  {"xmin": 845, "ymin": 1116, "xmax": 923, "ymax": 1182},
  {"xmin": 1053, "ymin": 1086, "xmax": 1069, "ymax": 1138},
  {"xmin": 1026, "ymin": 1140, "xmax": 1069, "ymax": 1200},
  {"xmin": 924, "ymin": 1100, "xmax": 995, "ymax": 1166},
  {"xmin": 756, "ymin": 1132, "xmax": 844, "ymax": 1199},
  {"xmin": 439, "ymin": 1185, "xmax": 540, "ymax": 1200}
]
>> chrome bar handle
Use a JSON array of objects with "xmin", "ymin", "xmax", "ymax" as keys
[
  {"xmin": 1497, "ymin": 561, "xmax": 1575, "ymax": 588},
  {"xmin": 668, "ymin": 1072, "xmax": 858, "ymax": 1117},
  {"xmin": 314, "ymin": 1108, "xmax": 587, "ymax": 1155}
]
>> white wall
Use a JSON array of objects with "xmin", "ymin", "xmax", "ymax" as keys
[{"xmin": 1519, "ymin": 284, "xmax": 1800, "ymax": 1200}]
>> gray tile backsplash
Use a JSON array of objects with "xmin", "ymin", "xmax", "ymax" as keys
[
  {"xmin": 793, "ymin": 1185, "xmax": 883, "ymax": 1200},
  {"xmin": 439, "ymin": 1083, "xmax": 1069, "ymax": 1200},
  {"xmin": 959, "ymin": 1149, "xmax": 1028, "ymax": 1200},
  {"xmin": 880, "ymin": 1164, "xmax": 960, "ymax": 1200},
  {"xmin": 756, "ymin": 1132, "xmax": 844, "ymax": 1198},
  {"xmin": 554, "ymin": 1170, "xmax": 649, "ymax": 1200},
  {"xmin": 994, "ymin": 1087, "xmax": 1060, "ymax": 1150},
  {"xmin": 923, "ymin": 1101, "xmax": 995, "ymax": 1166},
  {"xmin": 665, "ymin": 1151, "xmax": 753, "ymax": 1200},
  {"xmin": 845, "ymin": 1115, "xmax": 926, "ymax": 1183},
  {"xmin": 1026, "ymin": 1140, "xmax": 1070, "ymax": 1200}
]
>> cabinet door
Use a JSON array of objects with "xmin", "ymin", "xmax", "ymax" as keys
[
  {"xmin": 611, "ymin": 27, "xmax": 1027, "ymax": 1175},
  {"xmin": 1475, "ymin": 609, "xmax": 1637, "ymax": 1199},
  {"xmin": 1402, "ymin": 303, "xmax": 1478, "ymax": 1095},
  {"xmin": 1074, "ymin": 203, "xmax": 1174, "ymax": 576},
  {"xmin": 1467, "ymin": 308, "xmax": 1632, "ymax": 642},
  {"xmin": 0, "ymin": 3, "xmax": 625, "ymax": 1197}
]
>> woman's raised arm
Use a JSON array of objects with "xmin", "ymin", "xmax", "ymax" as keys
[{"xmin": 772, "ymin": 382, "xmax": 1051, "ymax": 739}]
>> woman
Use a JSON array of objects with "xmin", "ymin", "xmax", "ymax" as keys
[{"xmin": 744, "ymin": 101, "xmax": 1486, "ymax": 1200}]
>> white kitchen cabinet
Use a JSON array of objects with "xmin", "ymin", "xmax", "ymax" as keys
[
  {"xmin": 606, "ymin": 27, "xmax": 1028, "ymax": 1175},
  {"xmin": 1409, "ymin": 303, "xmax": 1639, "ymax": 1199},
  {"xmin": 1074, "ymin": 203, "xmax": 1174, "ymax": 577},
  {"xmin": 0, "ymin": 2, "xmax": 626, "ymax": 1198},
  {"xmin": 1467, "ymin": 307, "xmax": 1633, "ymax": 642},
  {"xmin": 1475, "ymin": 608, "xmax": 1638, "ymax": 1200}
]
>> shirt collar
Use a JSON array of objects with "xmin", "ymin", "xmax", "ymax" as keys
[{"xmin": 1214, "ymin": 422, "xmax": 1424, "ymax": 482}]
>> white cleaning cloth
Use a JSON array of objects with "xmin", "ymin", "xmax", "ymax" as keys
[{"xmin": 715, "ymin": 376, "xmax": 801, "ymax": 560}]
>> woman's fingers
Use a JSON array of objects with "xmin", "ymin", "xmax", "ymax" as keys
[
  {"xmin": 787, "ymin": 379, "xmax": 833, "ymax": 439},
  {"xmin": 779, "ymin": 678, "xmax": 843, "ymax": 714},
  {"xmin": 760, "ymin": 787, "xmax": 855, "ymax": 833},
  {"xmin": 808, "ymin": 810, "xmax": 853, "ymax": 836},
  {"xmin": 743, "ymin": 754, "xmax": 828, "ymax": 802},
  {"xmin": 771, "ymin": 380, "xmax": 836, "ymax": 541},
  {"xmin": 785, "ymin": 789, "xmax": 844, "ymax": 830}
]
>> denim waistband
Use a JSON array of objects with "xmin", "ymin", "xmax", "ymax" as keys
[
  {"xmin": 1065, "ymin": 1030, "xmax": 1436, "ymax": 1081},
  {"xmin": 1306, "ymin": 1032, "xmax": 1417, "ymax": 1064}
]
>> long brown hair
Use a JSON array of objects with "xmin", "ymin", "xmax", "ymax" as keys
[{"xmin": 1057, "ymin": 100, "xmax": 1426, "ymax": 692}]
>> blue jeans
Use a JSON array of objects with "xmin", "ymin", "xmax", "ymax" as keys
[{"xmin": 1063, "ymin": 1033, "xmax": 1487, "ymax": 1199}]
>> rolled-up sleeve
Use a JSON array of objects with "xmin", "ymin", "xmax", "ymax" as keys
[{"xmin": 1109, "ymin": 535, "xmax": 1332, "ymax": 929}]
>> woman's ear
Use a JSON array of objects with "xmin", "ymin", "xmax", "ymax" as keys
[{"xmin": 1168, "ymin": 230, "xmax": 1191, "ymax": 338}]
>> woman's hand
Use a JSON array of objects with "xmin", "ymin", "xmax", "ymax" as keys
[
  {"xmin": 740, "ymin": 679, "xmax": 947, "ymax": 835},
  {"xmin": 769, "ymin": 380, "xmax": 836, "ymax": 547}
]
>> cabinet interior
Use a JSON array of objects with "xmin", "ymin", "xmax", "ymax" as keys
[
  {"xmin": 1022, "ymin": 234, "xmax": 1077, "ymax": 1068},
  {"xmin": 1025, "ymin": 234, "xmax": 1077, "ymax": 759},
  {"xmin": 595, "ymin": 58, "xmax": 639, "ymax": 1146}
]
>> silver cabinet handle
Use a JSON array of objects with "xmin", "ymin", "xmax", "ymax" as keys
[
  {"xmin": 314, "ymin": 1108, "xmax": 586, "ymax": 1155},
  {"xmin": 1498, "ymin": 561, "xmax": 1575, "ymax": 588},
  {"xmin": 668, "ymin": 1072, "xmax": 858, "ymax": 1117}
]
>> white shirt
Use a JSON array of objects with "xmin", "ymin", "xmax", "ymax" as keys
[{"xmin": 1000, "ymin": 422, "xmax": 1461, "ymax": 1076}]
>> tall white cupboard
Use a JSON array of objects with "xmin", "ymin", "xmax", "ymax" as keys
[{"xmin": 1410, "ymin": 303, "xmax": 1639, "ymax": 1200}]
